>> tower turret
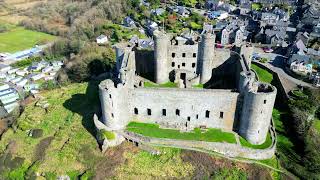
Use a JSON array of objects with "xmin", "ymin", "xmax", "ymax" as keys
[
  {"xmin": 198, "ymin": 33, "xmax": 215, "ymax": 84},
  {"xmin": 154, "ymin": 31, "xmax": 169, "ymax": 84},
  {"xmin": 239, "ymin": 83, "xmax": 277, "ymax": 145}
]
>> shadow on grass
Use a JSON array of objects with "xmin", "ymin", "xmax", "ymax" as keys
[{"xmin": 63, "ymin": 80, "xmax": 101, "ymax": 138}]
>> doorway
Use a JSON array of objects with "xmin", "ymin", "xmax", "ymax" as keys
[{"xmin": 180, "ymin": 73, "xmax": 186, "ymax": 88}]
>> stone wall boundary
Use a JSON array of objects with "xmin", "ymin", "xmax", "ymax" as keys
[{"xmin": 119, "ymin": 120, "xmax": 276, "ymax": 160}]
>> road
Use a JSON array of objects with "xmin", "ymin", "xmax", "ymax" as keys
[{"xmin": 253, "ymin": 47, "xmax": 315, "ymax": 93}]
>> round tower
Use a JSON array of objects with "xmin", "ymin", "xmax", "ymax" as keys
[
  {"xmin": 238, "ymin": 71, "xmax": 255, "ymax": 93},
  {"xmin": 154, "ymin": 31, "xmax": 169, "ymax": 84},
  {"xmin": 239, "ymin": 83, "xmax": 277, "ymax": 145},
  {"xmin": 198, "ymin": 33, "xmax": 215, "ymax": 84}
]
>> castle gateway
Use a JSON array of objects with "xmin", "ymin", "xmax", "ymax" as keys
[{"xmin": 99, "ymin": 31, "xmax": 277, "ymax": 145}]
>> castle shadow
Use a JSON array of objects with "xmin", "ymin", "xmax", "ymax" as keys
[{"xmin": 63, "ymin": 80, "xmax": 102, "ymax": 138}]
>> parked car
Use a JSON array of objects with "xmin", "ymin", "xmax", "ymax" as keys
[{"xmin": 263, "ymin": 47, "xmax": 273, "ymax": 53}]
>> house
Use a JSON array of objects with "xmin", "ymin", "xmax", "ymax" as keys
[
  {"xmin": 146, "ymin": 20, "xmax": 158, "ymax": 35},
  {"xmin": 0, "ymin": 64, "xmax": 11, "ymax": 73},
  {"xmin": 31, "ymin": 73, "xmax": 45, "ymax": 81},
  {"xmin": 16, "ymin": 79, "xmax": 28, "ymax": 87},
  {"xmin": 16, "ymin": 69, "xmax": 28, "ymax": 76},
  {"xmin": 202, "ymin": 23, "xmax": 213, "ymax": 34},
  {"xmin": 0, "ymin": 84, "xmax": 10, "ymax": 91},
  {"xmin": 0, "ymin": 88, "xmax": 14, "ymax": 96},
  {"xmin": 177, "ymin": 6, "xmax": 191, "ymax": 17},
  {"xmin": 23, "ymin": 83, "xmax": 40, "ymax": 91},
  {"xmin": 28, "ymin": 61, "xmax": 48, "ymax": 72},
  {"xmin": 123, "ymin": 17, "xmax": 136, "ymax": 28},
  {"xmin": 5, "ymin": 74, "xmax": 16, "ymax": 82},
  {"xmin": 288, "ymin": 54, "xmax": 313, "ymax": 75},
  {"xmin": 310, "ymin": 23, "xmax": 320, "ymax": 39},
  {"xmin": 217, "ymin": 3, "xmax": 236, "ymax": 13},
  {"xmin": 217, "ymin": 11, "xmax": 229, "ymax": 20},
  {"xmin": 151, "ymin": 8, "xmax": 165, "ymax": 16},
  {"xmin": 96, "ymin": 35, "xmax": 108, "ymax": 44},
  {"xmin": 7, "ymin": 68, "xmax": 19, "ymax": 74},
  {"xmin": 0, "ymin": 91, "xmax": 19, "ymax": 105},
  {"xmin": 3, "ymin": 101, "xmax": 19, "ymax": 114},
  {"xmin": 10, "ymin": 76, "xmax": 23, "ymax": 84},
  {"xmin": 265, "ymin": 28, "xmax": 286, "ymax": 46},
  {"xmin": 42, "ymin": 66, "xmax": 53, "ymax": 73},
  {"xmin": 261, "ymin": 13, "xmax": 279, "ymax": 26},
  {"xmin": 252, "ymin": 0, "xmax": 297, "ymax": 5},
  {"xmin": 273, "ymin": 8, "xmax": 289, "ymax": 22}
]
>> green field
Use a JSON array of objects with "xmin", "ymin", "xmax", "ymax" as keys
[
  {"xmin": 126, "ymin": 122, "xmax": 237, "ymax": 143},
  {"xmin": 144, "ymin": 81, "xmax": 178, "ymax": 88},
  {"xmin": 239, "ymin": 133, "xmax": 273, "ymax": 149},
  {"xmin": 0, "ymin": 26, "xmax": 55, "ymax": 53},
  {"xmin": 251, "ymin": 64, "xmax": 273, "ymax": 83}
]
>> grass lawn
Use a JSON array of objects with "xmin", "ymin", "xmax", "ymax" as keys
[
  {"xmin": 126, "ymin": 122, "xmax": 237, "ymax": 143},
  {"xmin": 251, "ymin": 64, "xmax": 273, "ymax": 83},
  {"xmin": 313, "ymin": 119, "xmax": 320, "ymax": 133},
  {"xmin": 239, "ymin": 133, "xmax": 273, "ymax": 149},
  {"xmin": 192, "ymin": 84, "xmax": 204, "ymax": 88},
  {"xmin": 0, "ymin": 26, "xmax": 55, "ymax": 53},
  {"xmin": 0, "ymin": 82, "xmax": 102, "ymax": 179},
  {"xmin": 144, "ymin": 81, "xmax": 178, "ymax": 88}
]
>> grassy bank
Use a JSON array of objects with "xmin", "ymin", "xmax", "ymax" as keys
[
  {"xmin": 239, "ymin": 133, "xmax": 273, "ymax": 149},
  {"xmin": 144, "ymin": 81, "xmax": 178, "ymax": 88},
  {"xmin": 251, "ymin": 64, "xmax": 273, "ymax": 83},
  {"xmin": 126, "ymin": 122, "xmax": 237, "ymax": 143},
  {"xmin": 0, "ymin": 25, "xmax": 55, "ymax": 53}
]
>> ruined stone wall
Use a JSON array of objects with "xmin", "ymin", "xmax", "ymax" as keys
[
  {"xmin": 168, "ymin": 44, "xmax": 198, "ymax": 74},
  {"xmin": 129, "ymin": 88, "xmax": 239, "ymax": 131}
]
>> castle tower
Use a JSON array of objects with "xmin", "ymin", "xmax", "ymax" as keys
[
  {"xmin": 154, "ymin": 31, "xmax": 169, "ymax": 84},
  {"xmin": 239, "ymin": 83, "xmax": 277, "ymax": 145},
  {"xmin": 99, "ymin": 80, "xmax": 131, "ymax": 130},
  {"xmin": 198, "ymin": 33, "xmax": 215, "ymax": 84}
]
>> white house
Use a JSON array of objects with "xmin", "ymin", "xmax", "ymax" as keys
[
  {"xmin": 42, "ymin": 66, "xmax": 53, "ymax": 73},
  {"xmin": 0, "ymin": 64, "xmax": 11, "ymax": 73},
  {"xmin": 31, "ymin": 73, "xmax": 45, "ymax": 81},
  {"xmin": 288, "ymin": 54, "xmax": 313, "ymax": 75},
  {"xmin": 96, "ymin": 35, "xmax": 108, "ymax": 44},
  {"xmin": 7, "ymin": 68, "xmax": 19, "ymax": 74},
  {"xmin": 10, "ymin": 76, "xmax": 23, "ymax": 84},
  {"xmin": 0, "ymin": 84, "xmax": 10, "ymax": 91},
  {"xmin": 16, "ymin": 69, "xmax": 28, "ymax": 76},
  {"xmin": 16, "ymin": 79, "xmax": 28, "ymax": 87}
]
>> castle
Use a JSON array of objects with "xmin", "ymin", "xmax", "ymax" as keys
[{"xmin": 98, "ymin": 31, "xmax": 277, "ymax": 145}]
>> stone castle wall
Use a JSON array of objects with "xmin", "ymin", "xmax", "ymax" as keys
[{"xmin": 130, "ymin": 88, "xmax": 239, "ymax": 131}]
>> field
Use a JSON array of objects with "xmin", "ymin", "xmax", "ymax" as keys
[
  {"xmin": 0, "ymin": 24, "xmax": 55, "ymax": 53},
  {"xmin": 127, "ymin": 122, "xmax": 237, "ymax": 143},
  {"xmin": 144, "ymin": 81, "xmax": 178, "ymax": 88},
  {"xmin": 0, "ymin": 82, "xmax": 277, "ymax": 179},
  {"xmin": 251, "ymin": 64, "xmax": 274, "ymax": 83}
]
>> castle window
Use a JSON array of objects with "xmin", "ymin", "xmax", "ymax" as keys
[
  {"xmin": 192, "ymin": 63, "xmax": 196, "ymax": 68},
  {"xmin": 196, "ymin": 114, "xmax": 198, "ymax": 119},
  {"xmin": 178, "ymin": 65, "xmax": 180, "ymax": 69},
  {"xmin": 220, "ymin": 112, "xmax": 224, "ymax": 119},
  {"xmin": 172, "ymin": 53, "xmax": 176, "ymax": 58},
  {"xmin": 176, "ymin": 109, "xmax": 180, "ymax": 116},
  {"xmin": 172, "ymin": 62, "xmax": 175, "ymax": 67},
  {"xmin": 182, "ymin": 63, "xmax": 186, "ymax": 67},
  {"xmin": 111, "ymin": 113, "xmax": 114, "ymax": 118},
  {"xmin": 193, "ymin": 53, "xmax": 196, "ymax": 57},
  {"xmin": 264, "ymin": 100, "xmax": 267, "ymax": 104},
  {"xmin": 187, "ymin": 117, "xmax": 191, "ymax": 121},
  {"xmin": 134, "ymin": 108, "xmax": 138, "ymax": 115},
  {"xmin": 109, "ymin": 94, "xmax": 112, "ymax": 99},
  {"xmin": 147, "ymin": 108, "xmax": 151, "ymax": 115},
  {"xmin": 162, "ymin": 109, "xmax": 166, "ymax": 116},
  {"xmin": 205, "ymin": 110, "xmax": 210, "ymax": 118},
  {"xmin": 182, "ymin": 53, "xmax": 186, "ymax": 57}
]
